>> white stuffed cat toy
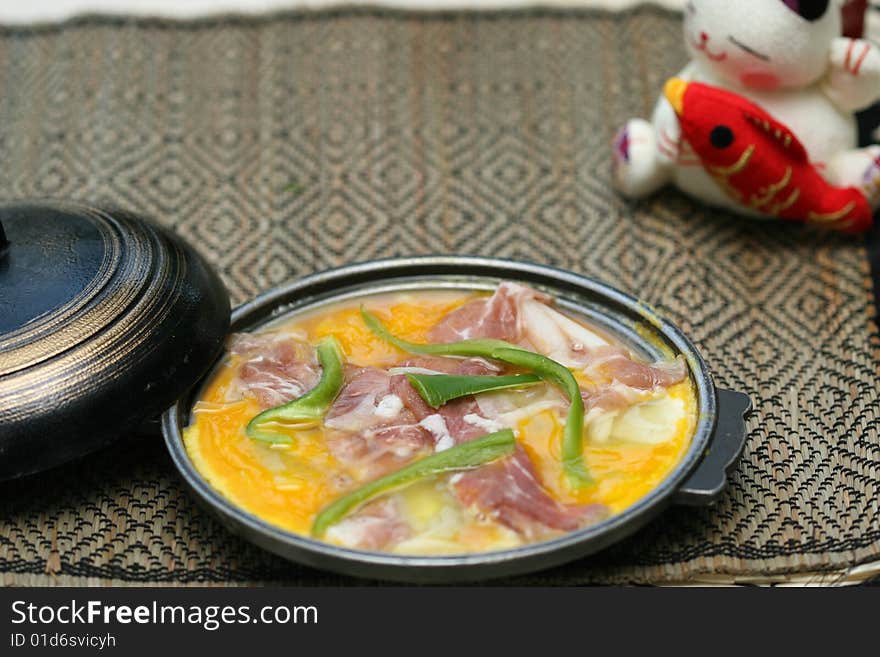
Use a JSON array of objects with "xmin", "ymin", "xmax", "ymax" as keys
[{"xmin": 613, "ymin": 0, "xmax": 880, "ymax": 229}]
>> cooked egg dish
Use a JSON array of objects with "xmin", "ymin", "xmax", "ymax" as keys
[{"xmin": 184, "ymin": 283, "xmax": 696, "ymax": 554}]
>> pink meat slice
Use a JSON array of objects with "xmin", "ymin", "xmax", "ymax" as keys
[
  {"xmin": 394, "ymin": 355, "xmax": 501, "ymax": 376},
  {"xmin": 392, "ymin": 377, "xmax": 488, "ymax": 444},
  {"xmin": 325, "ymin": 366, "xmax": 394, "ymax": 431},
  {"xmin": 390, "ymin": 374, "xmax": 435, "ymax": 420},
  {"xmin": 390, "ymin": 356, "xmax": 499, "ymax": 421},
  {"xmin": 439, "ymin": 398, "xmax": 488, "ymax": 443},
  {"xmin": 325, "ymin": 424, "xmax": 433, "ymax": 482},
  {"xmin": 325, "ymin": 366, "xmax": 433, "ymax": 480},
  {"xmin": 580, "ymin": 384, "xmax": 644, "ymax": 413},
  {"xmin": 229, "ymin": 333, "xmax": 320, "ymax": 409},
  {"xmin": 429, "ymin": 284, "xmax": 685, "ymax": 392},
  {"xmin": 391, "ymin": 356, "xmax": 501, "ymax": 443},
  {"xmin": 429, "ymin": 283, "xmax": 687, "ymax": 390},
  {"xmin": 453, "ymin": 447, "xmax": 607, "ymax": 539},
  {"xmin": 592, "ymin": 348, "xmax": 687, "ymax": 390},
  {"xmin": 324, "ymin": 499, "xmax": 411, "ymax": 551},
  {"xmin": 428, "ymin": 282, "xmax": 548, "ymax": 343}
]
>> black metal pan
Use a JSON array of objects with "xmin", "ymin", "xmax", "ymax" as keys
[{"xmin": 162, "ymin": 256, "xmax": 751, "ymax": 582}]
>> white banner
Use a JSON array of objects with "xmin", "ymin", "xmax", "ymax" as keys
[{"xmin": 0, "ymin": 1, "xmax": 876, "ymax": 38}]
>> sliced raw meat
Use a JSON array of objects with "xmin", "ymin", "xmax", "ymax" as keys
[
  {"xmin": 390, "ymin": 355, "xmax": 503, "ymax": 437},
  {"xmin": 432, "ymin": 373, "xmax": 607, "ymax": 537},
  {"xmin": 326, "ymin": 423, "xmax": 433, "ymax": 480},
  {"xmin": 325, "ymin": 366, "xmax": 433, "ymax": 480},
  {"xmin": 325, "ymin": 366, "xmax": 394, "ymax": 432},
  {"xmin": 428, "ymin": 282, "xmax": 548, "ymax": 343},
  {"xmin": 580, "ymin": 380, "xmax": 653, "ymax": 413},
  {"xmin": 517, "ymin": 303, "xmax": 686, "ymax": 389},
  {"xmin": 588, "ymin": 348, "xmax": 687, "ymax": 390},
  {"xmin": 391, "ymin": 373, "xmax": 435, "ymax": 421},
  {"xmin": 428, "ymin": 284, "xmax": 684, "ymax": 394},
  {"xmin": 392, "ymin": 373, "xmax": 492, "ymax": 445},
  {"xmin": 518, "ymin": 296, "xmax": 610, "ymax": 366},
  {"xmin": 437, "ymin": 398, "xmax": 488, "ymax": 443},
  {"xmin": 453, "ymin": 447, "xmax": 607, "ymax": 539},
  {"xmin": 391, "ymin": 355, "xmax": 501, "ymax": 376},
  {"xmin": 323, "ymin": 499, "xmax": 411, "ymax": 551},
  {"xmin": 417, "ymin": 414, "xmax": 456, "ymax": 452},
  {"xmin": 229, "ymin": 333, "xmax": 320, "ymax": 409}
]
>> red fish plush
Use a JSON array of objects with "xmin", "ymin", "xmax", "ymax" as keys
[{"xmin": 664, "ymin": 78, "xmax": 874, "ymax": 234}]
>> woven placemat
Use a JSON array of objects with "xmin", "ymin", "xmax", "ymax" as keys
[{"xmin": 1, "ymin": 6, "xmax": 878, "ymax": 586}]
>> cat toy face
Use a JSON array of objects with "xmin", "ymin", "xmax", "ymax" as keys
[{"xmin": 684, "ymin": 0, "xmax": 843, "ymax": 90}]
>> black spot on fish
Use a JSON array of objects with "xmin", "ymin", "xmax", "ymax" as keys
[{"xmin": 710, "ymin": 126, "xmax": 735, "ymax": 149}]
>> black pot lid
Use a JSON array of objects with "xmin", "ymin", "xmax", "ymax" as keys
[{"xmin": 0, "ymin": 201, "xmax": 230, "ymax": 480}]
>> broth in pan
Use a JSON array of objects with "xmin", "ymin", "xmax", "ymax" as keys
[{"xmin": 184, "ymin": 283, "xmax": 696, "ymax": 554}]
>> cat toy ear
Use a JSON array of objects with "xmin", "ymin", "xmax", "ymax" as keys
[{"xmin": 780, "ymin": 0, "xmax": 831, "ymax": 22}]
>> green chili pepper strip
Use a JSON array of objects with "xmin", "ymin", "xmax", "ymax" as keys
[
  {"xmin": 245, "ymin": 336, "xmax": 345, "ymax": 445},
  {"xmin": 405, "ymin": 373, "xmax": 542, "ymax": 409},
  {"xmin": 491, "ymin": 347, "xmax": 592, "ymax": 489},
  {"xmin": 361, "ymin": 307, "xmax": 593, "ymax": 489},
  {"xmin": 312, "ymin": 429, "xmax": 516, "ymax": 538}
]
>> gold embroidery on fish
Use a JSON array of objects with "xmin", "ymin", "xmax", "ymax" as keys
[
  {"xmin": 766, "ymin": 188, "xmax": 800, "ymax": 216},
  {"xmin": 750, "ymin": 166, "xmax": 792, "ymax": 209},
  {"xmin": 709, "ymin": 144, "xmax": 755, "ymax": 177},
  {"xmin": 808, "ymin": 201, "xmax": 856, "ymax": 223}
]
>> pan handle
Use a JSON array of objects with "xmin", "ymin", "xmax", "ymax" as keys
[{"xmin": 673, "ymin": 388, "xmax": 752, "ymax": 506}]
